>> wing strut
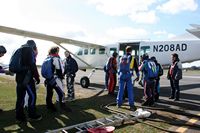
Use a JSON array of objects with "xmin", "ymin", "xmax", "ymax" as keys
[{"xmin": 55, "ymin": 43, "xmax": 93, "ymax": 68}]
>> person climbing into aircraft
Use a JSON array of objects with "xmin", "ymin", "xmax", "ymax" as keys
[
  {"xmin": 123, "ymin": 46, "xmax": 140, "ymax": 99},
  {"xmin": 117, "ymin": 55, "xmax": 137, "ymax": 111},
  {"xmin": 107, "ymin": 51, "xmax": 118, "ymax": 95},
  {"xmin": 139, "ymin": 53, "xmax": 158, "ymax": 106},
  {"xmin": 12, "ymin": 40, "xmax": 42, "ymax": 122},
  {"xmin": 42, "ymin": 46, "xmax": 71, "ymax": 112},
  {"xmin": 63, "ymin": 50, "xmax": 78, "ymax": 101},
  {"xmin": 167, "ymin": 53, "xmax": 182, "ymax": 101},
  {"xmin": 150, "ymin": 56, "xmax": 163, "ymax": 102}
]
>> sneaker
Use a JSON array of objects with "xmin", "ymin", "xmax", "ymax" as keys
[
  {"xmin": 169, "ymin": 96, "xmax": 174, "ymax": 99},
  {"xmin": 65, "ymin": 97, "xmax": 75, "ymax": 102},
  {"xmin": 116, "ymin": 105, "xmax": 121, "ymax": 108},
  {"xmin": 174, "ymin": 98, "xmax": 179, "ymax": 101},
  {"xmin": 130, "ymin": 106, "xmax": 137, "ymax": 111},
  {"xmin": 28, "ymin": 114, "xmax": 42, "ymax": 121},
  {"xmin": 60, "ymin": 103, "xmax": 72, "ymax": 112},
  {"xmin": 142, "ymin": 98, "xmax": 151, "ymax": 106},
  {"xmin": 148, "ymin": 98, "xmax": 155, "ymax": 106}
]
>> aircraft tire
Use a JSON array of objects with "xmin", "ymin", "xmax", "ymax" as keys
[{"xmin": 80, "ymin": 76, "xmax": 90, "ymax": 88}]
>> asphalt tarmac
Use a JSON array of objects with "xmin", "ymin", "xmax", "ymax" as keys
[{"xmin": 74, "ymin": 69, "xmax": 200, "ymax": 133}]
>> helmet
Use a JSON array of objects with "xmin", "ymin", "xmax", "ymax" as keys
[{"xmin": 142, "ymin": 53, "xmax": 149, "ymax": 60}]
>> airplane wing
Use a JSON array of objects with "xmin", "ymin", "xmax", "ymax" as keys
[
  {"xmin": 186, "ymin": 24, "xmax": 200, "ymax": 39},
  {"xmin": 0, "ymin": 25, "xmax": 102, "ymax": 48},
  {"xmin": 190, "ymin": 24, "xmax": 200, "ymax": 29},
  {"xmin": 0, "ymin": 25, "xmax": 104, "ymax": 69}
]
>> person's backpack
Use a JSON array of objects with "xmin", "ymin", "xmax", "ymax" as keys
[
  {"xmin": 9, "ymin": 48, "xmax": 26, "ymax": 73},
  {"xmin": 41, "ymin": 56, "xmax": 54, "ymax": 79},
  {"xmin": 146, "ymin": 60, "xmax": 158, "ymax": 79}
]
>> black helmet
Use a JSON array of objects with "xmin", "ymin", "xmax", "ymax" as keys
[
  {"xmin": 150, "ymin": 56, "xmax": 156, "ymax": 61},
  {"xmin": 27, "ymin": 40, "xmax": 37, "ymax": 50},
  {"xmin": 0, "ymin": 45, "xmax": 6, "ymax": 54},
  {"xmin": 142, "ymin": 53, "xmax": 149, "ymax": 60},
  {"xmin": 112, "ymin": 52, "xmax": 118, "ymax": 57}
]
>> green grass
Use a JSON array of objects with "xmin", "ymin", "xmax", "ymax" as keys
[{"xmin": 0, "ymin": 76, "xmax": 170, "ymax": 133}]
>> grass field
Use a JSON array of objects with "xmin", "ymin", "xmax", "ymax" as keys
[{"xmin": 0, "ymin": 76, "xmax": 170, "ymax": 133}]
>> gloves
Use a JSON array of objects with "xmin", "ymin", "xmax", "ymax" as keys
[{"xmin": 5, "ymin": 70, "xmax": 14, "ymax": 76}]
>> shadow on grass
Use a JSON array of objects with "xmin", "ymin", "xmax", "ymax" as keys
[{"xmin": 0, "ymin": 90, "xmax": 117, "ymax": 133}]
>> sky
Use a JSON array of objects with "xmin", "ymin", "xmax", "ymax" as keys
[{"xmin": 0, "ymin": 0, "xmax": 200, "ymax": 67}]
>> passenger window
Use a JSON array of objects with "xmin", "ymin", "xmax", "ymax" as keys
[
  {"xmin": 90, "ymin": 48, "xmax": 96, "ymax": 55},
  {"xmin": 77, "ymin": 49, "xmax": 83, "ymax": 55},
  {"xmin": 140, "ymin": 46, "xmax": 150, "ymax": 55},
  {"xmin": 84, "ymin": 49, "xmax": 88, "ymax": 55},
  {"xmin": 99, "ymin": 48, "xmax": 105, "ymax": 54},
  {"xmin": 109, "ymin": 48, "xmax": 117, "ymax": 54}
]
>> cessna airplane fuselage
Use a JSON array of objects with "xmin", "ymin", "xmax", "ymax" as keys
[
  {"xmin": 76, "ymin": 40, "xmax": 200, "ymax": 69},
  {"xmin": 0, "ymin": 25, "xmax": 200, "ymax": 88}
]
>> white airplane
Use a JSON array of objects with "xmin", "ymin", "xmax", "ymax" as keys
[{"xmin": 0, "ymin": 25, "xmax": 200, "ymax": 88}]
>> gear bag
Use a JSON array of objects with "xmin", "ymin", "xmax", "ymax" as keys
[
  {"xmin": 9, "ymin": 48, "xmax": 26, "ymax": 73},
  {"xmin": 146, "ymin": 60, "xmax": 158, "ymax": 79},
  {"xmin": 41, "ymin": 56, "xmax": 54, "ymax": 79}
]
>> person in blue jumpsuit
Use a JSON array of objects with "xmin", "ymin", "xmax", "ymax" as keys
[
  {"xmin": 123, "ymin": 46, "xmax": 139, "ymax": 99},
  {"xmin": 116, "ymin": 55, "xmax": 137, "ymax": 111}
]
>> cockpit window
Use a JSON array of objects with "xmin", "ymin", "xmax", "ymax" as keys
[
  {"xmin": 77, "ymin": 49, "xmax": 83, "ymax": 55},
  {"xmin": 84, "ymin": 49, "xmax": 88, "ymax": 55},
  {"xmin": 99, "ymin": 48, "xmax": 105, "ymax": 54},
  {"xmin": 90, "ymin": 48, "xmax": 96, "ymax": 55}
]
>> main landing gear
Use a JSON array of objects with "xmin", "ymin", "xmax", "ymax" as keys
[{"xmin": 80, "ymin": 69, "xmax": 95, "ymax": 88}]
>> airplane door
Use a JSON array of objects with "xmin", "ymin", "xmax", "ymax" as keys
[{"xmin": 119, "ymin": 42, "xmax": 140, "ymax": 59}]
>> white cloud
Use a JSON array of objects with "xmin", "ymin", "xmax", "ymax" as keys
[
  {"xmin": 104, "ymin": 27, "xmax": 149, "ymax": 42},
  {"xmin": 129, "ymin": 11, "xmax": 158, "ymax": 24},
  {"xmin": 157, "ymin": 0, "xmax": 198, "ymax": 14},
  {"xmin": 153, "ymin": 30, "xmax": 176, "ymax": 40},
  {"xmin": 153, "ymin": 30, "xmax": 167, "ymax": 35},
  {"xmin": 167, "ymin": 33, "xmax": 176, "ymax": 39},
  {"xmin": 88, "ymin": 0, "xmax": 158, "ymax": 24}
]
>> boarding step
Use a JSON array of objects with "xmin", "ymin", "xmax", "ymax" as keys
[{"xmin": 46, "ymin": 108, "xmax": 151, "ymax": 133}]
